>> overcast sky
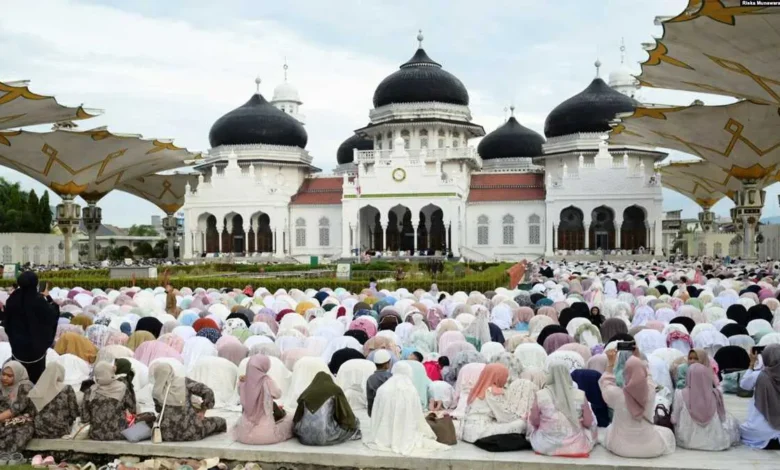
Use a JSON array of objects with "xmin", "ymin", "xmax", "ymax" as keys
[{"xmin": 1, "ymin": 0, "xmax": 764, "ymax": 226}]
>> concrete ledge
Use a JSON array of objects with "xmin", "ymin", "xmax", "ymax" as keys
[{"xmin": 27, "ymin": 437, "xmax": 780, "ymax": 470}]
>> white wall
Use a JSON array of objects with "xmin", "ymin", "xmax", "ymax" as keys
[
  {"xmin": 289, "ymin": 205, "xmax": 343, "ymax": 258},
  {"xmin": 0, "ymin": 233, "xmax": 77, "ymax": 266},
  {"xmin": 465, "ymin": 201, "xmax": 546, "ymax": 261}
]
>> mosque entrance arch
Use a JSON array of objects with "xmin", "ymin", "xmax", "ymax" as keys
[
  {"xmin": 249, "ymin": 212, "xmax": 273, "ymax": 253},
  {"xmin": 388, "ymin": 205, "xmax": 414, "ymax": 252},
  {"xmin": 203, "ymin": 214, "xmax": 219, "ymax": 253},
  {"xmin": 419, "ymin": 204, "xmax": 446, "ymax": 254},
  {"xmin": 558, "ymin": 206, "xmax": 584, "ymax": 250},
  {"xmin": 228, "ymin": 214, "xmax": 245, "ymax": 254},
  {"xmin": 589, "ymin": 206, "xmax": 615, "ymax": 250},
  {"xmin": 621, "ymin": 205, "xmax": 647, "ymax": 250},
  {"xmin": 358, "ymin": 205, "xmax": 382, "ymax": 252}
]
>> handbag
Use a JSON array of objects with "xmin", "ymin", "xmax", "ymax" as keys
[
  {"xmin": 653, "ymin": 404, "xmax": 673, "ymax": 430},
  {"xmin": 425, "ymin": 413, "xmax": 457, "ymax": 445},
  {"xmin": 122, "ymin": 421, "xmax": 152, "ymax": 443},
  {"xmin": 152, "ymin": 381, "xmax": 172, "ymax": 444},
  {"xmin": 273, "ymin": 402, "xmax": 286, "ymax": 422}
]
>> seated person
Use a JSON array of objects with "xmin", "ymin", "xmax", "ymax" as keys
[
  {"xmin": 739, "ymin": 345, "xmax": 780, "ymax": 449},
  {"xmin": 461, "ymin": 364, "xmax": 526, "ymax": 443},
  {"xmin": 81, "ymin": 362, "xmax": 136, "ymax": 441},
  {"xmin": 235, "ymin": 355, "xmax": 294, "ymax": 445},
  {"xmin": 293, "ymin": 371, "xmax": 360, "ymax": 445},
  {"xmin": 599, "ymin": 350, "xmax": 675, "ymax": 458},
  {"xmin": 528, "ymin": 364, "xmax": 597, "ymax": 457},
  {"xmin": 671, "ymin": 363, "xmax": 739, "ymax": 450},
  {"xmin": 31, "ymin": 363, "xmax": 79, "ymax": 439},
  {"xmin": 0, "ymin": 361, "xmax": 35, "ymax": 452},
  {"xmin": 151, "ymin": 363, "xmax": 227, "ymax": 441}
]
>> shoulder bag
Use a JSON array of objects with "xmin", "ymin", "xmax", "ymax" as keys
[{"xmin": 152, "ymin": 381, "xmax": 172, "ymax": 444}]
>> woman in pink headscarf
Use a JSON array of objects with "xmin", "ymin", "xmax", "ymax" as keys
[
  {"xmin": 235, "ymin": 354, "xmax": 294, "ymax": 444},
  {"xmin": 599, "ymin": 351, "xmax": 676, "ymax": 458},
  {"xmin": 133, "ymin": 341, "xmax": 182, "ymax": 366},
  {"xmin": 671, "ymin": 363, "xmax": 739, "ymax": 450}
]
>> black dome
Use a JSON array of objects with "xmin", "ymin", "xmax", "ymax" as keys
[
  {"xmin": 209, "ymin": 93, "xmax": 308, "ymax": 148},
  {"xmin": 373, "ymin": 48, "xmax": 469, "ymax": 108},
  {"xmin": 337, "ymin": 133, "xmax": 373, "ymax": 165},
  {"xmin": 544, "ymin": 78, "xmax": 638, "ymax": 138},
  {"xmin": 478, "ymin": 116, "xmax": 545, "ymax": 160}
]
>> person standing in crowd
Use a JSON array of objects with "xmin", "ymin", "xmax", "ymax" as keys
[
  {"xmin": 3, "ymin": 272, "xmax": 59, "ymax": 383},
  {"xmin": 366, "ymin": 349, "xmax": 392, "ymax": 417}
]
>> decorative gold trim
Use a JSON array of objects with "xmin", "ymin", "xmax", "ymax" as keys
[
  {"xmin": 50, "ymin": 181, "xmax": 88, "ymax": 195},
  {"xmin": 644, "ymin": 41, "xmax": 694, "ymax": 70},
  {"xmin": 0, "ymin": 130, "xmax": 21, "ymax": 146},
  {"xmin": 0, "ymin": 82, "xmax": 47, "ymax": 105},
  {"xmin": 666, "ymin": 0, "xmax": 765, "ymax": 25}
]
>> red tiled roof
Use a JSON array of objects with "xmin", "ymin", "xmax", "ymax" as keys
[
  {"xmin": 468, "ymin": 173, "xmax": 546, "ymax": 202},
  {"xmin": 290, "ymin": 177, "xmax": 343, "ymax": 205}
]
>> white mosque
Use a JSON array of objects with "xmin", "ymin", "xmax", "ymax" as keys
[{"xmin": 181, "ymin": 34, "xmax": 666, "ymax": 262}]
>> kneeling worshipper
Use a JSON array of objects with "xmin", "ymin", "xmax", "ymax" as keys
[
  {"xmin": 363, "ymin": 368, "xmax": 449, "ymax": 456},
  {"xmin": 0, "ymin": 361, "xmax": 35, "ymax": 452},
  {"xmin": 151, "ymin": 363, "xmax": 227, "ymax": 441},
  {"xmin": 461, "ymin": 364, "xmax": 527, "ymax": 443},
  {"xmin": 293, "ymin": 371, "xmax": 361, "ymax": 445},
  {"xmin": 671, "ymin": 363, "xmax": 739, "ymax": 450},
  {"xmin": 527, "ymin": 364, "xmax": 597, "ymax": 457},
  {"xmin": 599, "ymin": 351, "xmax": 675, "ymax": 458},
  {"xmin": 235, "ymin": 355, "xmax": 293, "ymax": 445},
  {"xmin": 31, "ymin": 362, "xmax": 79, "ymax": 439},
  {"xmin": 81, "ymin": 362, "xmax": 136, "ymax": 441},
  {"xmin": 739, "ymin": 344, "xmax": 780, "ymax": 449}
]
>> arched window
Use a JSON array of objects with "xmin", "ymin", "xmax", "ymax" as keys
[
  {"xmin": 697, "ymin": 241, "xmax": 707, "ymax": 257},
  {"xmin": 477, "ymin": 215, "xmax": 489, "ymax": 246},
  {"xmin": 502, "ymin": 214, "xmax": 515, "ymax": 245},
  {"xmin": 528, "ymin": 214, "xmax": 541, "ymax": 245},
  {"xmin": 1, "ymin": 246, "xmax": 11, "ymax": 264},
  {"xmin": 438, "ymin": 129, "xmax": 445, "ymax": 149},
  {"xmin": 22, "ymin": 246, "xmax": 29, "ymax": 264},
  {"xmin": 713, "ymin": 242, "xmax": 723, "ymax": 257},
  {"xmin": 295, "ymin": 218, "xmax": 306, "ymax": 247},
  {"xmin": 452, "ymin": 131, "xmax": 460, "ymax": 148},
  {"xmin": 729, "ymin": 240, "xmax": 739, "ymax": 257},
  {"xmin": 48, "ymin": 246, "xmax": 54, "ymax": 264},
  {"xmin": 33, "ymin": 246, "xmax": 40, "ymax": 264},
  {"xmin": 319, "ymin": 217, "xmax": 330, "ymax": 247},
  {"xmin": 420, "ymin": 129, "xmax": 428, "ymax": 149},
  {"xmin": 401, "ymin": 129, "xmax": 410, "ymax": 149}
]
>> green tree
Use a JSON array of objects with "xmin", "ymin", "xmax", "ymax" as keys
[
  {"xmin": 38, "ymin": 191, "xmax": 52, "ymax": 233},
  {"xmin": 128, "ymin": 224, "xmax": 159, "ymax": 236},
  {"xmin": 133, "ymin": 241, "xmax": 154, "ymax": 258},
  {"xmin": 0, "ymin": 178, "xmax": 50, "ymax": 234},
  {"xmin": 24, "ymin": 189, "xmax": 39, "ymax": 232}
]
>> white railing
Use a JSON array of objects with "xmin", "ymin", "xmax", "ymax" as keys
[{"xmin": 355, "ymin": 147, "xmax": 482, "ymax": 167}]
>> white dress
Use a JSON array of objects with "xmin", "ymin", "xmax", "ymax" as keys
[
  {"xmin": 671, "ymin": 390, "xmax": 739, "ymax": 451},
  {"xmin": 461, "ymin": 388, "xmax": 526, "ymax": 443}
]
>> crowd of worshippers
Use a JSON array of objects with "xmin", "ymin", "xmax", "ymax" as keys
[{"xmin": 0, "ymin": 262, "xmax": 779, "ymax": 456}]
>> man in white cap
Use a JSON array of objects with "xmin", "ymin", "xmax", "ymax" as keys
[{"xmin": 366, "ymin": 349, "xmax": 392, "ymax": 417}]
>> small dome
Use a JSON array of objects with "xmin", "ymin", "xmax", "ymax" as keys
[
  {"xmin": 373, "ymin": 48, "xmax": 469, "ymax": 108},
  {"xmin": 477, "ymin": 116, "xmax": 545, "ymax": 160},
  {"xmin": 609, "ymin": 64, "xmax": 637, "ymax": 89},
  {"xmin": 544, "ymin": 78, "xmax": 638, "ymax": 138},
  {"xmin": 337, "ymin": 133, "xmax": 373, "ymax": 165},
  {"xmin": 209, "ymin": 93, "xmax": 308, "ymax": 148},
  {"xmin": 272, "ymin": 82, "xmax": 301, "ymax": 103}
]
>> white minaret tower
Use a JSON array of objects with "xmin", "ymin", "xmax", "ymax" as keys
[
  {"xmin": 270, "ymin": 58, "xmax": 305, "ymax": 124},
  {"xmin": 609, "ymin": 38, "xmax": 640, "ymax": 99}
]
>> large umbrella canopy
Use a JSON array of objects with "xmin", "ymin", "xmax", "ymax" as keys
[
  {"xmin": 656, "ymin": 160, "xmax": 737, "ymax": 209},
  {"xmin": 638, "ymin": 1, "xmax": 780, "ymax": 104},
  {"xmin": 0, "ymin": 80, "xmax": 101, "ymax": 130},
  {"xmin": 611, "ymin": 100, "xmax": 780, "ymax": 185},
  {"xmin": 0, "ymin": 127, "xmax": 200, "ymax": 198},
  {"xmin": 119, "ymin": 172, "xmax": 200, "ymax": 214}
]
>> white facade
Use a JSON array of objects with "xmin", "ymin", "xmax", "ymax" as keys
[
  {"xmin": 0, "ymin": 233, "xmax": 78, "ymax": 266},
  {"xmin": 182, "ymin": 47, "xmax": 667, "ymax": 262}
]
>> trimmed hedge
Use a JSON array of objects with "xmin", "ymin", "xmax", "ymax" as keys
[{"xmin": 1, "ymin": 272, "xmax": 510, "ymax": 293}]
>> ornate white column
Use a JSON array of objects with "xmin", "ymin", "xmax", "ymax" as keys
[
  {"xmin": 382, "ymin": 223, "xmax": 388, "ymax": 253},
  {"xmin": 584, "ymin": 223, "xmax": 590, "ymax": 250},
  {"xmin": 274, "ymin": 227, "xmax": 284, "ymax": 257},
  {"xmin": 82, "ymin": 201, "xmax": 101, "ymax": 262},
  {"xmin": 56, "ymin": 195, "xmax": 81, "ymax": 266},
  {"xmin": 341, "ymin": 220, "xmax": 352, "ymax": 258},
  {"xmin": 451, "ymin": 219, "xmax": 461, "ymax": 257},
  {"xmin": 162, "ymin": 214, "xmax": 179, "ymax": 260},
  {"xmin": 411, "ymin": 219, "xmax": 419, "ymax": 255},
  {"xmin": 615, "ymin": 219, "xmax": 623, "ymax": 249},
  {"xmin": 654, "ymin": 221, "xmax": 662, "ymax": 256},
  {"xmin": 243, "ymin": 223, "xmax": 250, "ymax": 255}
]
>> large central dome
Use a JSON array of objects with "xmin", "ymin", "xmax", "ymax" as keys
[
  {"xmin": 372, "ymin": 47, "xmax": 469, "ymax": 108},
  {"xmin": 544, "ymin": 78, "xmax": 638, "ymax": 138},
  {"xmin": 209, "ymin": 92, "xmax": 308, "ymax": 148},
  {"xmin": 478, "ymin": 116, "xmax": 545, "ymax": 160}
]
